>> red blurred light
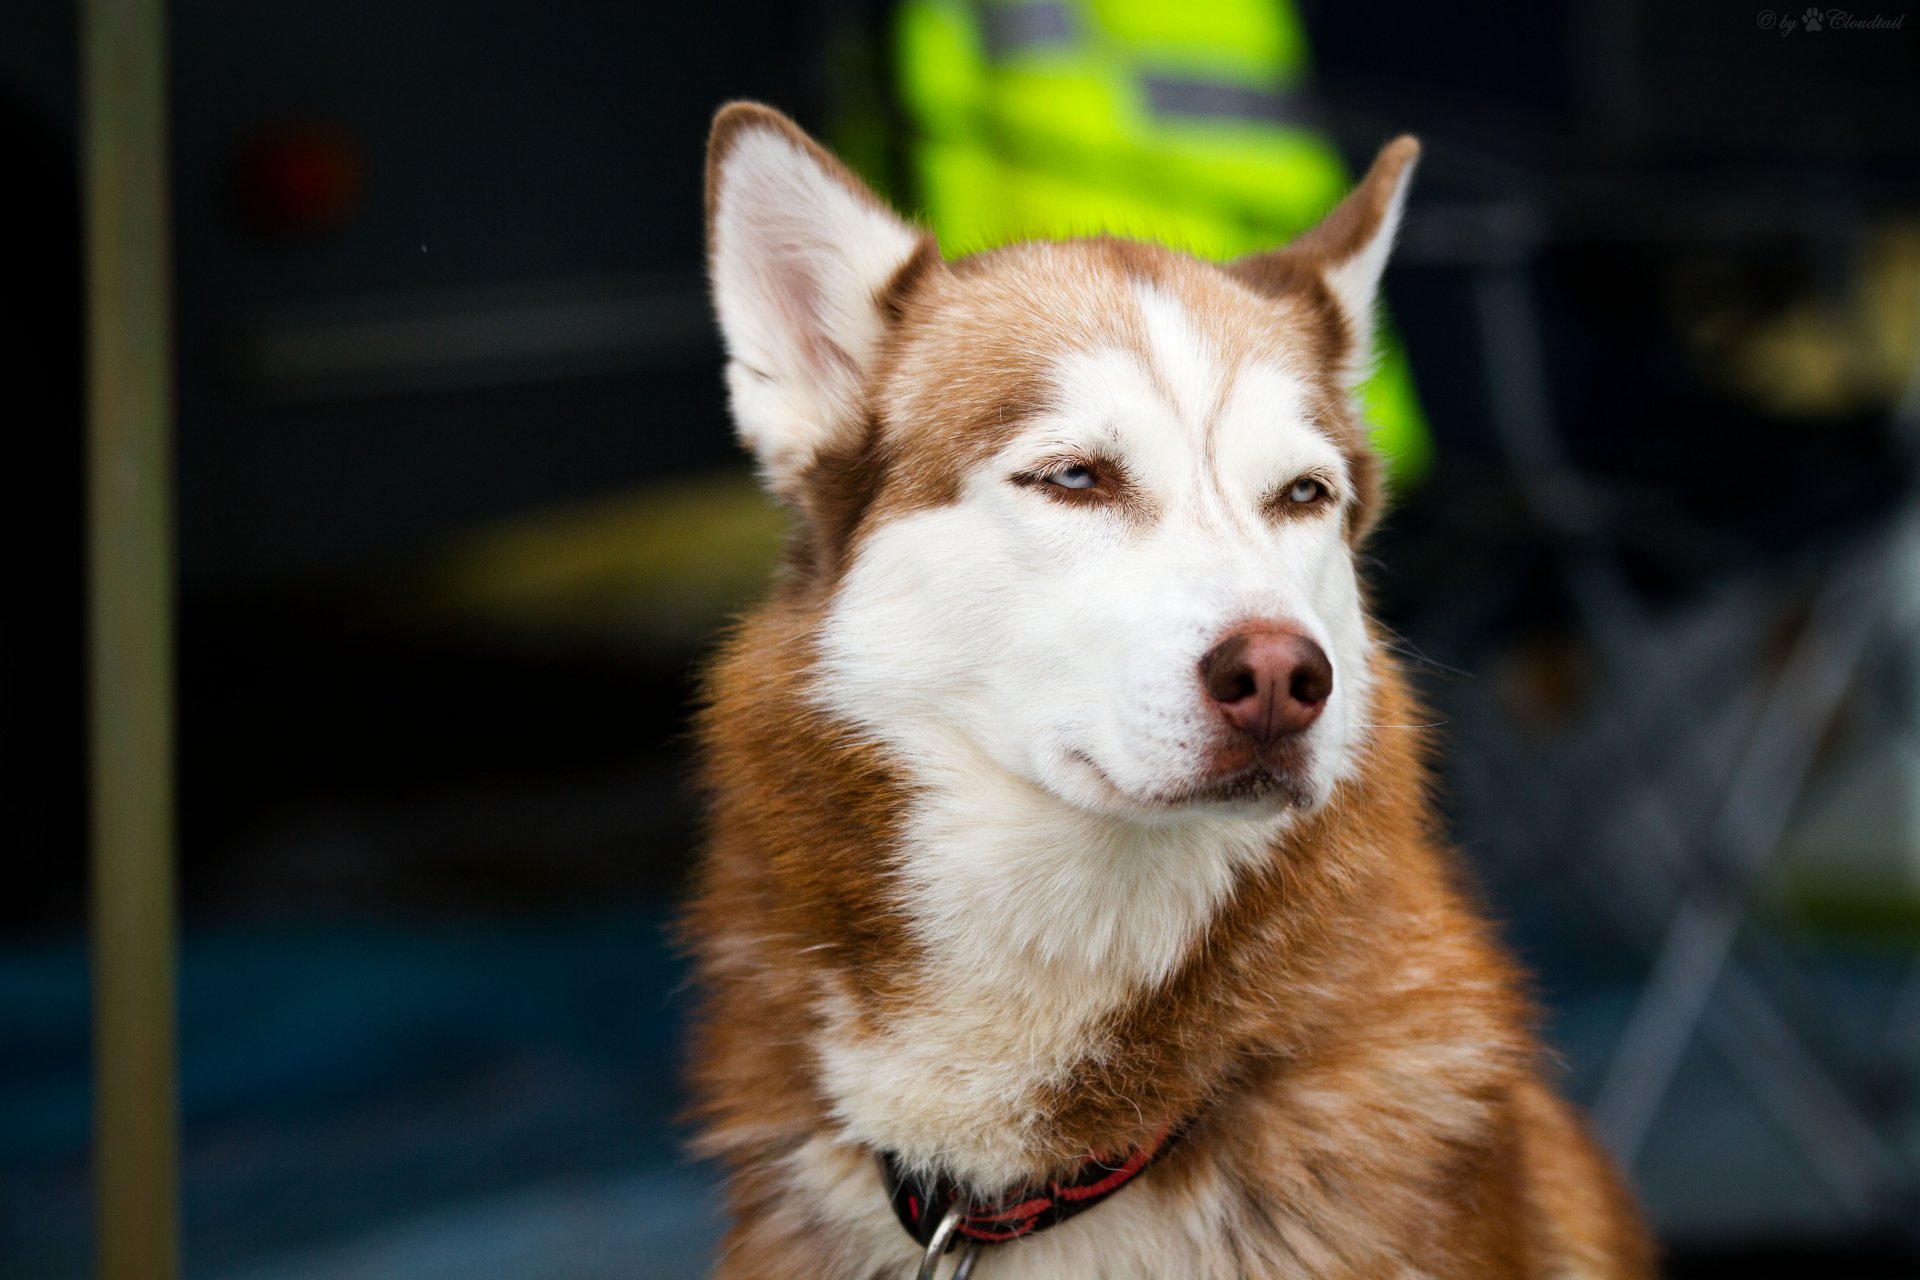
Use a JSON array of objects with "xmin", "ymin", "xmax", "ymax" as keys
[{"xmin": 234, "ymin": 124, "xmax": 364, "ymax": 238}]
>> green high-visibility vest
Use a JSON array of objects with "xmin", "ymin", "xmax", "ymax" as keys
[{"xmin": 887, "ymin": 0, "xmax": 1431, "ymax": 485}]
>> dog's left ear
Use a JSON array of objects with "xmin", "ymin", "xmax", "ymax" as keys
[
  {"xmin": 706, "ymin": 102, "xmax": 938, "ymax": 500},
  {"xmin": 1230, "ymin": 136, "xmax": 1419, "ymax": 387}
]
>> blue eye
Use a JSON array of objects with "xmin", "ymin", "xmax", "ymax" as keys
[
  {"xmin": 1051, "ymin": 465, "xmax": 1098, "ymax": 490},
  {"xmin": 1288, "ymin": 477, "xmax": 1327, "ymax": 504}
]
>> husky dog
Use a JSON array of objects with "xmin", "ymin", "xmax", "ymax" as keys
[{"xmin": 685, "ymin": 102, "xmax": 1652, "ymax": 1280}]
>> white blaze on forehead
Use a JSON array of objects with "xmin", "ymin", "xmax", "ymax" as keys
[
  {"xmin": 1133, "ymin": 282, "xmax": 1227, "ymax": 433},
  {"xmin": 1026, "ymin": 282, "xmax": 1350, "ymax": 518}
]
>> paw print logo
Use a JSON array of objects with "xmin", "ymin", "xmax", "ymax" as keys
[{"xmin": 1802, "ymin": 6, "xmax": 1823, "ymax": 29}]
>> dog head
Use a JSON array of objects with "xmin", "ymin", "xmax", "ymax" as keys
[{"xmin": 707, "ymin": 104, "xmax": 1415, "ymax": 824}]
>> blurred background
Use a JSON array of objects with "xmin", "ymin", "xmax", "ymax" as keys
[{"xmin": 6, "ymin": 0, "xmax": 1920, "ymax": 1275}]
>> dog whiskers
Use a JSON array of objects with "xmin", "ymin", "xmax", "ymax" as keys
[{"xmin": 1372, "ymin": 628, "xmax": 1475, "ymax": 680}]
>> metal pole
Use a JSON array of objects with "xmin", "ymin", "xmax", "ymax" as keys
[{"xmin": 82, "ymin": 0, "xmax": 180, "ymax": 1273}]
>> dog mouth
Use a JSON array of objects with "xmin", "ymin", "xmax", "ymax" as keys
[
  {"xmin": 1165, "ymin": 765, "xmax": 1314, "ymax": 809},
  {"xmin": 1069, "ymin": 748, "xmax": 1318, "ymax": 813}
]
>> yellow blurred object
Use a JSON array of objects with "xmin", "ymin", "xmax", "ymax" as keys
[
  {"xmin": 401, "ymin": 471, "xmax": 786, "ymax": 645},
  {"xmin": 1679, "ymin": 223, "xmax": 1920, "ymax": 419}
]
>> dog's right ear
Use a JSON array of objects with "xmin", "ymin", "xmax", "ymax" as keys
[{"xmin": 706, "ymin": 102, "xmax": 937, "ymax": 499}]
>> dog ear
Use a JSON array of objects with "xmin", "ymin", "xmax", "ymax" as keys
[
  {"xmin": 1230, "ymin": 136, "xmax": 1419, "ymax": 388},
  {"xmin": 706, "ymin": 102, "xmax": 938, "ymax": 498}
]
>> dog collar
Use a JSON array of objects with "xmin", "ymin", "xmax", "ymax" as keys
[{"xmin": 881, "ymin": 1120, "xmax": 1186, "ymax": 1252}]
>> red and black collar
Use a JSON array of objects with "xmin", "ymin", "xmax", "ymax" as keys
[{"xmin": 881, "ymin": 1121, "xmax": 1186, "ymax": 1250}]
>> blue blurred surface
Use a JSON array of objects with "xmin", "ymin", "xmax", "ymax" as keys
[
  {"xmin": 0, "ymin": 908, "xmax": 722, "ymax": 1279},
  {"xmin": 15, "ymin": 905, "xmax": 1920, "ymax": 1274},
  {"xmin": 5, "ymin": 905, "xmax": 1919, "ymax": 1276}
]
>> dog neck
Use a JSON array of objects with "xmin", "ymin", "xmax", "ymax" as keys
[
  {"xmin": 885, "ymin": 735, "xmax": 1291, "ymax": 993},
  {"xmin": 697, "ymin": 609, "xmax": 1421, "ymax": 1192}
]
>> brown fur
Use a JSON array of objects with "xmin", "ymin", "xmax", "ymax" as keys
[
  {"xmin": 685, "ymin": 103, "xmax": 1653, "ymax": 1279},
  {"xmin": 687, "ymin": 634, "xmax": 1651, "ymax": 1277}
]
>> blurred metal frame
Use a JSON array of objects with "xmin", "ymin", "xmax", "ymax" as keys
[
  {"xmin": 83, "ymin": 0, "xmax": 181, "ymax": 1275},
  {"xmin": 1469, "ymin": 254, "xmax": 1920, "ymax": 1225}
]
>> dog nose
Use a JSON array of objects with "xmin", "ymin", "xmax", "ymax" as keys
[{"xmin": 1199, "ymin": 627, "xmax": 1333, "ymax": 744}]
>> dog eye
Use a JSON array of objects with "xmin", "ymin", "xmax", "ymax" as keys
[
  {"xmin": 1287, "ymin": 477, "xmax": 1327, "ymax": 504},
  {"xmin": 1015, "ymin": 459, "xmax": 1126, "ymax": 504}
]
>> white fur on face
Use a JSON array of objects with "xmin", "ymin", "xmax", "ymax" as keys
[{"xmin": 818, "ymin": 281, "xmax": 1375, "ymax": 825}]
